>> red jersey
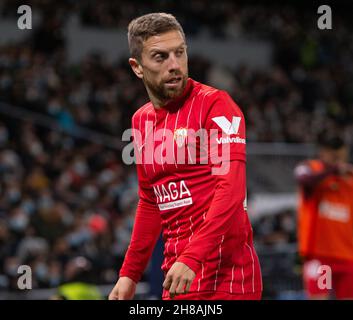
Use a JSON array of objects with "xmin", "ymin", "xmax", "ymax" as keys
[{"xmin": 120, "ymin": 78, "xmax": 262, "ymax": 297}]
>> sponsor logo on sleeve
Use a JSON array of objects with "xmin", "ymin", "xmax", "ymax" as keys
[{"xmin": 211, "ymin": 116, "xmax": 245, "ymax": 144}]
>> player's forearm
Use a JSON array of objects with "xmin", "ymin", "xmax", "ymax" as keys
[
  {"xmin": 119, "ymin": 199, "xmax": 162, "ymax": 283},
  {"xmin": 177, "ymin": 160, "xmax": 246, "ymax": 274}
]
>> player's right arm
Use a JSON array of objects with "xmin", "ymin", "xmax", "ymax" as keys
[
  {"xmin": 109, "ymin": 113, "xmax": 162, "ymax": 300},
  {"xmin": 108, "ymin": 194, "xmax": 162, "ymax": 300}
]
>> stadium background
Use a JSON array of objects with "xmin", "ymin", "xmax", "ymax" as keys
[{"xmin": 0, "ymin": 0, "xmax": 352, "ymax": 299}]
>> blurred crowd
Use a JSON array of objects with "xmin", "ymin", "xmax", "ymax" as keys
[
  {"xmin": 0, "ymin": 117, "xmax": 140, "ymax": 289},
  {"xmin": 1, "ymin": 1, "xmax": 352, "ymax": 144},
  {"xmin": 0, "ymin": 1, "xmax": 353, "ymax": 291},
  {"xmin": 253, "ymin": 209, "xmax": 296, "ymax": 247}
]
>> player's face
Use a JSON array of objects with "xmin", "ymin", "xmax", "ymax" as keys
[
  {"xmin": 320, "ymin": 146, "xmax": 349, "ymax": 165},
  {"xmin": 135, "ymin": 30, "xmax": 188, "ymax": 105}
]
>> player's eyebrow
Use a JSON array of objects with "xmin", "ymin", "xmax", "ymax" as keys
[{"xmin": 149, "ymin": 43, "xmax": 186, "ymax": 56}]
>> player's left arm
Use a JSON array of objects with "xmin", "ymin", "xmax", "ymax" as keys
[{"xmin": 163, "ymin": 91, "xmax": 247, "ymax": 297}]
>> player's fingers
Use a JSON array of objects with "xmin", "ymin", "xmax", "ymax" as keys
[
  {"xmin": 184, "ymin": 279, "xmax": 192, "ymax": 294},
  {"xmin": 168, "ymin": 277, "xmax": 180, "ymax": 299},
  {"xmin": 175, "ymin": 278, "xmax": 188, "ymax": 295},
  {"xmin": 108, "ymin": 292, "xmax": 118, "ymax": 300},
  {"xmin": 108, "ymin": 286, "xmax": 120, "ymax": 300},
  {"xmin": 163, "ymin": 275, "xmax": 173, "ymax": 290},
  {"xmin": 118, "ymin": 290, "xmax": 128, "ymax": 300}
]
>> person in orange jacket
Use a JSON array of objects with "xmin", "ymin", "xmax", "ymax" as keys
[{"xmin": 294, "ymin": 133, "xmax": 353, "ymax": 299}]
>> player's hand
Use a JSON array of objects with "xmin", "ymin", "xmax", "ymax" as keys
[
  {"xmin": 163, "ymin": 262, "xmax": 196, "ymax": 299},
  {"xmin": 108, "ymin": 276, "xmax": 136, "ymax": 300}
]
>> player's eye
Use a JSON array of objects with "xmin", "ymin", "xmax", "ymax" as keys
[
  {"xmin": 154, "ymin": 53, "xmax": 167, "ymax": 62},
  {"xmin": 175, "ymin": 49, "xmax": 184, "ymax": 57}
]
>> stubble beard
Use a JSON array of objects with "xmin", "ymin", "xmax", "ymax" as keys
[{"xmin": 145, "ymin": 73, "xmax": 188, "ymax": 105}]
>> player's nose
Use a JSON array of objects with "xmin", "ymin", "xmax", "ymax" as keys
[{"xmin": 167, "ymin": 53, "xmax": 181, "ymax": 72}]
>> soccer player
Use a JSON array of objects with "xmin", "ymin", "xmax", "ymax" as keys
[
  {"xmin": 109, "ymin": 13, "xmax": 262, "ymax": 300},
  {"xmin": 294, "ymin": 134, "xmax": 353, "ymax": 299}
]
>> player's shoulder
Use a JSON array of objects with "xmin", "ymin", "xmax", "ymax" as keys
[
  {"xmin": 131, "ymin": 102, "xmax": 154, "ymax": 127},
  {"xmin": 192, "ymin": 79, "xmax": 223, "ymax": 102},
  {"xmin": 192, "ymin": 79, "xmax": 241, "ymax": 113}
]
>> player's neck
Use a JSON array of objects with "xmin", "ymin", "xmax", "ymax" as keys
[
  {"xmin": 146, "ymin": 87, "xmax": 171, "ymax": 109},
  {"xmin": 150, "ymin": 95, "xmax": 170, "ymax": 109}
]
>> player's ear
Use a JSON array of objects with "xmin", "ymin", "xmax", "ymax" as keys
[{"xmin": 129, "ymin": 58, "xmax": 143, "ymax": 79}]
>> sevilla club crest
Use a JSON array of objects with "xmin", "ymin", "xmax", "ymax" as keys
[{"xmin": 174, "ymin": 127, "xmax": 188, "ymax": 148}]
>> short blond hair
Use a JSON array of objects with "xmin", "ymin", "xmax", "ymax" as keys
[{"xmin": 128, "ymin": 12, "xmax": 185, "ymax": 60}]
